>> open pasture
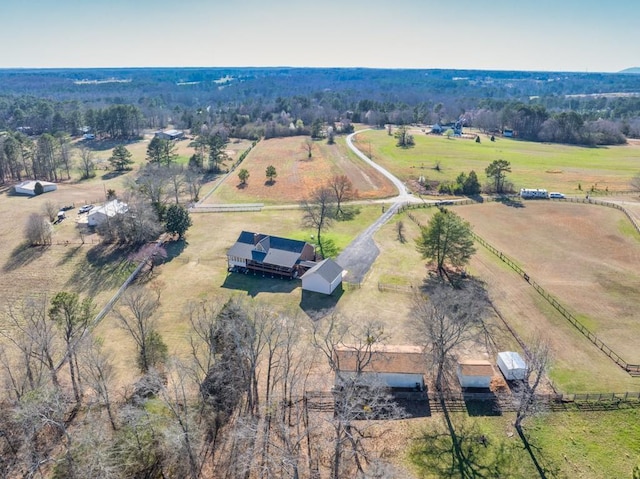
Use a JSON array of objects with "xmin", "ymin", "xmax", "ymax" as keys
[
  {"xmin": 366, "ymin": 201, "xmax": 640, "ymax": 392},
  {"xmin": 205, "ymin": 136, "xmax": 396, "ymax": 205},
  {"xmin": 354, "ymin": 128, "xmax": 640, "ymax": 194}
]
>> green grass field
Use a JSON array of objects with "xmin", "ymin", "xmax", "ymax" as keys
[
  {"xmin": 406, "ymin": 408, "xmax": 640, "ymax": 479},
  {"xmin": 354, "ymin": 129, "xmax": 640, "ymax": 193}
]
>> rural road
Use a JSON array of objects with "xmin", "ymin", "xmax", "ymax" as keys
[{"xmin": 336, "ymin": 130, "xmax": 422, "ymax": 283}]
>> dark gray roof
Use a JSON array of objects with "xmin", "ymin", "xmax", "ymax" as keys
[
  {"xmin": 228, "ymin": 231, "xmax": 312, "ymax": 268},
  {"xmin": 301, "ymin": 258, "xmax": 344, "ymax": 283}
]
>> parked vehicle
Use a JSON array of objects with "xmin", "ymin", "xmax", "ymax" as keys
[
  {"xmin": 78, "ymin": 204, "xmax": 94, "ymax": 213},
  {"xmin": 549, "ymin": 192, "xmax": 565, "ymax": 199}
]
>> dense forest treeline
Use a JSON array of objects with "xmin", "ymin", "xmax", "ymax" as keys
[{"xmin": 1, "ymin": 67, "xmax": 640, "ymax": 183}]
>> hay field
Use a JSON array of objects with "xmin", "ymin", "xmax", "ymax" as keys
[
  {"xmin": 207, "ymin": 136, "xmax": 396, "ymax": 205},
  {"xmin": 353, "ymin": 129, "xmax": 640, "ymax": 194}
]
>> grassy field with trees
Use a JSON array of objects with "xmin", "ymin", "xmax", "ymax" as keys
[
  {"xmin": 354, "ymin": 128, "xmax": 640, "ymax": 194},
  {"xmin": 1, "ymin": 124, "xmax": 640, "ymax": 477}
]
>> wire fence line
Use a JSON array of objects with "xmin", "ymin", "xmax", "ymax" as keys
[{"xmin": 471, "ymin": 232, "xmax": 640, "ymax": 376}]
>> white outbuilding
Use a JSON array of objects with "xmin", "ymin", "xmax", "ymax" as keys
[
  {"xmin": 456, "ymin": 360, "xmax": 495, "ymax": 389},
  {"xmin": 334, "ymin": 344, "xmax": 426, "ymax": 390},
  {"xmin": 13, "ymin": 180, "xmax": 57, "ymax": 196},
  {"xmin": 301, "ymin": 258, "xmax": 344, "ymax": 295},
  {"xmin": 496, "ymin": 351, "xmax": 527, "ymax": 381},
  {"xmin": 87, "ymin": 200, "xmax": 128, "ymax": 226}
]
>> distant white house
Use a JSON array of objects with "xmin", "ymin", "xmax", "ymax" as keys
[
  {"xmin": 87, "ymin": 200, "xmax": 128, "ymax": 226},
  {"xmin": 496, "ymin": 351, "xmax": 527, "ymax": 381},
  {"xmin": 456, "ymin": 360, "xmax": 495, "ymax": 389},
  {"xmin": 154, "ymin": 129, "xmax": 184, "ymax": 141},
  {"xmin": 301, "ymin": 258, "xmax": 344, "ymax": 295},
  {"xmin": 334, "ymin": 344, "xmax": 426, "ymax": 390},
  {"xmin": 13, "ymin": 180, "xmax": 57, "ymax": 196}
]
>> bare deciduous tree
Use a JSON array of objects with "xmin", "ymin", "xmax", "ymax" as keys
[
  {"xmin": 513, "ymin": 337, "xmax": 551, "ymax": 431},
  {"xmin": 79, "ymin": 146, "xmax": 95, "ymax": 180},
  {"xmin": 0, "ymin": 295, "xmax": 60, "ymax": 399},
  {"xmin": 112, "ymin": 285, "xmax": 165, "ymax": 373},
  {"xmin": 24, "ymin": 213, "xmax": 52, "ymax": 245},
  {"xmin": 80, "ymin": 337, "xmax": 118, "ymax": 430},
  {"xmin": 410, "ymin": 280, "xmax": 489, "ymax": 392},
  {"xmin": 312, "ymin": 315, "xmax": 407, "ymax": 479},
  {"xmin": 327, "ymin": 174, "xmax": 357, "ymax": 219},
  {"xmin": 301, "ymin": 187, "xmax": 335, "ymax": 258},
  {"xmin": 302, "ymin": 138, "xmax": 315, "ymax": 158},
  {"xmin": 42, "ymin": 200, "xmax": 59, "ymax": 223}
]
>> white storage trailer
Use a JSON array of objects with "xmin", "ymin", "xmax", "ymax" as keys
[{"xmin": 497, "ymin": 351, "xmax": 527, "ymax": 380}]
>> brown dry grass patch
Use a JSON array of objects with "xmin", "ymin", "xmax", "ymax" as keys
[{"xmin": 206, "ymin": 136, "xmax": 396, "ymax": 204}]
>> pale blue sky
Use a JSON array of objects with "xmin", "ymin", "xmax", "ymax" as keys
[{"xmin": 1, "ymin": 0, "xmax": 637, "ymax": 72}]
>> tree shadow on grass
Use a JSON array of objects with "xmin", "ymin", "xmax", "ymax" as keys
[
  {"xmin": 516, "ymin": 426, "xmax": 561, "ymax": 479},
  {"xmin": 3, "ymin": 242, "xmax": 49, "ymax": 272},
  {"xmin": 299, "ymin": 286, "xmax": 344, "ymax": 318},
  {"xmin": 409, "ymin": 401, "xmax": 524, "ymax": 478},
  {"xmin": 221, "ymin": 270, "xmax": 299, "ymax": 298},
  {"xmin": 335, "ymin": 206, "xmax": 361, "ymax": 221},
  {"xmin": 101, "ymin": 170, "xmax": 129, "ymax": 181},
  {"xmin": 495, "ymin": 196, "xmax": 525, "ymax": 208},
  {"xmin": 264, "ymin": 180, "xmax": 276, "ymax": 186},
  {"xmin": 162, "ymin": 239, "xmax": 187, "ymax": 263},
  {"xmin": 57, "ymin": 245, "xmax": 83, "ymax": 266},
  {"xmin": 66, "ymin": 243, "xmax": 137, "ymax": 296}
]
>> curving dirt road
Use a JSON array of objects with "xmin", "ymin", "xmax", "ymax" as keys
[{"xmin": 336, "ymin": 130, "xmax": 423, "ymax": 283}]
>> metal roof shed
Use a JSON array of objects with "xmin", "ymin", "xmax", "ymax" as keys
[{"xmin": 496, "ymin": 351, "xmax": 527, "ymax": 381}]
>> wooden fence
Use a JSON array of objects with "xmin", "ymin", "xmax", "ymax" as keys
[
  {"xmin": 377, "ymin": 282, "xmax": 415, "ymax": 294},
  {"xmin": 471, "ymin": 232, "xmax": 640, "ymax": 375},
  {"xmin": 191, "ymin": 203, "xmax": 264, "ymax": 213},
  {"xmin": 300, "ymin": 389, "xmax": 640, "ymax": 415}
]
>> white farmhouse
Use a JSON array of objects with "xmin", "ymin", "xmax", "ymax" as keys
[
  {"xmin": 301, "ymin": 258, "xmax": 344, "ymax": 295},
  {"xmin": 334, "ymin": 344, "xmax": 426, "ymax": 390},
  {"xmin": 13, "ymin": 180, "xmax": 57, "ymax": 196},
  {"xmin": 496, "ymin": 351, "xmax": 527, "ymax": 381},
  {"xmin": 87, "ymin": 200, "xmax": 128, "ymax": 226}
]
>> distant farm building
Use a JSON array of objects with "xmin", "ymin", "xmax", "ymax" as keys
[
  {"xmin": 154, "ymin": 129, "xmax": 184, "ymax": 140},
  {"xmin": 227, "ymin": 231, "xmax": 316, "ymax": 279},
  {"xmin": 334, "ymin": 344, "xmax": 427, "ymax": 390},
  {"xmin": 13, "ymin": 180, "xmax": 57, "ymax": 196},
  {"xmin": 87, "ymin": 200, "xmax": 129, "ymax": 227},
  {"xmin": 301, "ymin": 258, "xmax": 344, "ymax": 295},
  {"xmin": 456, "ymin": 360, "xmax": 495, "ymax": 389},
  {"xmin": 496, "ymin": 351, "xmax": 527, "ymax": 381}
]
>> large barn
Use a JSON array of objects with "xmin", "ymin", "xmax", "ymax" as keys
[
  {"xmin": 227, "ymin": 231, "xmax": 316, "ymax": 279},
  {"xmin": 13, "ymin": 180, "xmax": 57, "ymax": 196},
  {"xmin": 334, "ymin": 344, "xmax": 426, "ymax": 390}
]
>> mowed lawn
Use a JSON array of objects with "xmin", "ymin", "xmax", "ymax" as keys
[
  {"xmin": 353, "ymin": 128, "xmax": 640, "ymax": 194},
  {"xmin": 207, "ymin": 135, "xmax": 396, "ymax": 205}
]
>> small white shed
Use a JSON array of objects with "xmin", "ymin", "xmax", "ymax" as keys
[
  {"xmin": 457, "ymin": 360, "xmax": 494, "ymax": 389},
  {"xmin": 14, "ymin": 180, "xmax": 57, "ymax": 196},
  {"xmin": 497, "ymin": 351, "xmax": 527, "ymax": 381},
  {"xmin": 301, "ymin": 258, "xmax": 344, "ymax": 295}
]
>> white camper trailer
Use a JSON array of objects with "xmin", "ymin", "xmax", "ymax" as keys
[{"xmin": 520, "ymin": 188, "xmax": 548, "ymax": 199}]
